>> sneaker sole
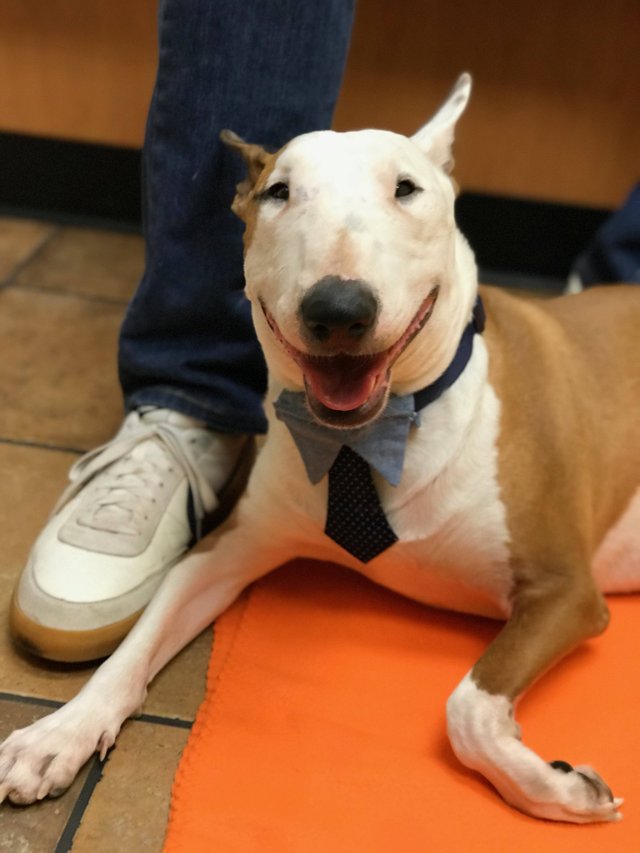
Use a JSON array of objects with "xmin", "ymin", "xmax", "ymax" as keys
[{"xmin": 10, "ymin": 593, "xmax": 143, "ymax": 663}]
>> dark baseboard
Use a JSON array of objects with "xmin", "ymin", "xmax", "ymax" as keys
[
  {"xmin": 0, "ymin": 132, "xmax": 142, "ymax": 231},
  {"xmin": 455, "ymin": 192, "xmax": 609, "ymax": 280},
  {"xmin": 0, "ymin": 131, "xmax": 611, "ymax": 278}
]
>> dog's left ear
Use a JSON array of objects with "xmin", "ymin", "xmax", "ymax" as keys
[
  {"xmin": 411, "ymin": 73, "xmax": 472, "ymax": 174},
  {"xmin": 220, "ymin": 129, "xmax": 270, "ymax": 183},
  {"xmin": 220, "ymin": 129, "xmax": 272, "ymax": 219}
]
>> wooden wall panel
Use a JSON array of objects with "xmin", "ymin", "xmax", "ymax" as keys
[
  {"xmin": 1, "ymin": 0, "xmax": 639, "ymax": 208},
  {"xmin": 0, "ymin": 0, "xmax": 157, "ymax": 147},
  {"xmin": 333, "ymin": 0, "xmax": 640, "ymax": 207}
]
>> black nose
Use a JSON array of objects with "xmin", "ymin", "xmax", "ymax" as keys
[{"xmin": 300, "ymin": 276, "xmax": 378, "ymax": 343}]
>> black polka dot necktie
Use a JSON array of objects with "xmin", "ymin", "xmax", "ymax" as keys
[{"xmin": 325, "ymin": 445, "xmax": 398, "ymax": 563}]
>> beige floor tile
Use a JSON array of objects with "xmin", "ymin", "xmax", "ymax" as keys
[
  {"xmin": 0, "ymin": 218, "xmax": 55, "ymax": 283},
  {"xmin": 69, "ymin": 719, "xmax": 190, "ymax": 853},
  {"xmin": 12, "ymin": 226, "xmax": 144, "ymax": 303},
  {"xmin": 0, "ymin": 442, "xmax": 212, "ymax": 720},
  {"xmin": 0, "ymin": 286, "xmax": 126, "ymax": 449},
  {"xmin": 144, "ymin": 629, "xmax": 212, "ymax": 719},
  {"xmin": 0, "ymin": 443, "xmax": 77, "ymax": 574},
  {"xmin": 0, "ymin": 699, "xmax": 94, "ymax": 850},
  {"xmin": 0, "ymin": 217, "xmax": 216, "ymax": 850}
]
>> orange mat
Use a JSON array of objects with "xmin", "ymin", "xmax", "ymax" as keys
[{"xmin": 163, "ymin": 561, "xmax": 639, "ymax": 852}]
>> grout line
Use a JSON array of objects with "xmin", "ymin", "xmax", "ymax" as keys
[
  {"xmin": 137, "ymin": 713, "xmax": 193, "ymax": 729},
  {"xmin": 0, "ymin": 691, "xmax": 193, "ymax": 728},
  {"xmin": 0, "ymin": 691, "xmax": 63, "ymax": 709},
  {"xmin": 0, "ymin": 696, "xmax": 192, "ymax": 847},
  {"xmin": 0, "ymin": 436, "xmax": 87, "ymax": 455},
  {"xmin": 54, "ymin": 756, "xmax": 105, "ymax": 853},
  {"xmin": 8, "ymin": 279, "xmax": 132, "ymax": 308},
  {"xmin": 0, "ymin": 225, "xmax": 61, "ymax": 290},
  {"xmin": 52, "ymin": 714, "xmax": 191, "ymax": 851}
]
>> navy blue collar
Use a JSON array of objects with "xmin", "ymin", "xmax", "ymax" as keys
[
  {"xmin": 274, "ymin": 296, "xmax": 485, "ymax": 487},
  {"xmin": 413, "ymin": 296, "xmax": 485, "ymax": 410}
]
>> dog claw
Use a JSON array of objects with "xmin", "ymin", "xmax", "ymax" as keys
[
  {"xmin": 550, "ymin": 759, "xmax": 574, "ymax": 773},
  {"xmin": 98, "ymin": 730, "xmax": 115, "ymax": 761}
]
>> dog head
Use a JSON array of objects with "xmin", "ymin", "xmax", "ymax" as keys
[{"xmin": 223, "ymin": 73, "xmax": 476, "ymax": 428}]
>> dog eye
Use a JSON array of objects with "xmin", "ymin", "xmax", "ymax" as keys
[
  {"xmin": 262, "ymin": 181, "xmax": 290, "ymax": 202},
  {"xmin": 395, "ymin": 179, "xmax": 421, "ymax": 199}
]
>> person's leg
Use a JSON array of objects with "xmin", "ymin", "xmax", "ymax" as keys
[
  {"xmin": 12, "ymin": 0, "xmax": 356, "ymax": 662},
  {"xmin": 119, "ymin": 0, "xmax": 356, "ymax": 433},
  {"xmin": 568, "ymin": 183, "xmax": 640, "ymax": 292}
]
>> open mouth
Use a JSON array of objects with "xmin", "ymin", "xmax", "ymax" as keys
[{"xmin": 262, "ymin": 286, "xmax": 439, "ymax": 427}]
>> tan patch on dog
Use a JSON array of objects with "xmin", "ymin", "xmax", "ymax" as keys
[
  {"xmin": 472, "ymin": 284, "xmax": 640, "ymax": 697},
  {"xmin": 237, "ymin": 155, "xmax": 281, "ymax": 250},
  {"xmin": 220, "ymin": 130, "xmax": 283, "ymax": 248}
]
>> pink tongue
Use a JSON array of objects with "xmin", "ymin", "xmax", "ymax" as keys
[{"xmin": 303, "ymin": 355, "xmax": 385, "ymax": 412}]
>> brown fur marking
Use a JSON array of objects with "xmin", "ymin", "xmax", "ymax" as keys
[{"xmin": 471, "ymin": 284, "xmax": 640, "ymax": 698}]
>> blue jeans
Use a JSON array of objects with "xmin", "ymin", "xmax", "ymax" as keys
[{"xmin": 118, "ymin": 0, "xmax": 355, "ymax": 434}]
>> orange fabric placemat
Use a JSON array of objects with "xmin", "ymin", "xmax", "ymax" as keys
[{"xmin": 163, "ymin": 561, "xmax": 639, "ymax": 852}]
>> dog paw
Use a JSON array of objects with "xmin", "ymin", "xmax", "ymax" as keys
[
  {"xmin": 501, "ymin": 759, "xmax": 623, "ymax": 823},
  {"xmin": 543, "ymin": 760, "xmax": 623, "ymax": 823},
  {"xmin": 447, "ymin": 674, "xmax": 623, "ymax": 824},
  {"xmin": 0, "ymin": 702, "xmax": 120, "ymax": 805}
]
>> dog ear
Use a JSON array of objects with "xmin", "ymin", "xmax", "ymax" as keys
[
  {"xmin": 220, "ymin": 129, "xmax": 270, "ymax": 187},
  {"xmin": 411, "ymin": 73, "xmax": 471, "ymax": 174}
]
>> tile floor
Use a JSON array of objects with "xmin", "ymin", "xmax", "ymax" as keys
[
  {"xmin": 0, "ymin": 214, "xmax": 560, "ymax": 851},
  {"xmin": 0, "ymin": 217, "xmax": 214, "ymax": 851}
]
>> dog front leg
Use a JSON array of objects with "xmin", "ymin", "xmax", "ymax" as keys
[
  {"xmin": 0, "ymin": 521, "xmax": 285, "ymax": 805},
  {"xmin": 446, "ymin": 571, "xmax": 622, "ymax": 823}
]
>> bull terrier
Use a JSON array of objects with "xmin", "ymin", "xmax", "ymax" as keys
[{"xmin": 2, "ymin": 74, "xmax": 639, "ymax": 823}]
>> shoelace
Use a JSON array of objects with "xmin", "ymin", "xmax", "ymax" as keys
[{"xmin": 53, "ymin": 420, "xmax": 218, "ymax": 539}]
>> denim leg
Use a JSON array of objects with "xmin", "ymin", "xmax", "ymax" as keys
[{"xmin": 119, "ymin": 0, "xmax": 356, "ymax": 433}]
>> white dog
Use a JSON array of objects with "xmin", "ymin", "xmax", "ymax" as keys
[{"xmin": 1, "ymin": 74, "xmax": 639, "ymax": 823}]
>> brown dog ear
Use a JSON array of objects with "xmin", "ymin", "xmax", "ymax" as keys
[
  {"xmin": 220, "ymin": 130, "xmax": 272, "ymax": 221},
  {"xmin": 220, "ymin": 129, "xmax": 270, "ymax": 188}
]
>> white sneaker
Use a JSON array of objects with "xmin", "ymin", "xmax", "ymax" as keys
[
  {"xmin": 11, "ymin": 408, "xmax": 254, "ymax": 662},
  {"xmin": 565, "ymin": 272, "xmax": 584, "ymax": 295}
]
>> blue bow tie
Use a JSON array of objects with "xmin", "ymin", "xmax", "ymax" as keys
[
  {"xmin": 274, "ymin": 391, "xmax": 419, "ymax": 487},
  {"xmin": 274, "ymin": 297, "xmax": 485, "ymax": 488}
]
